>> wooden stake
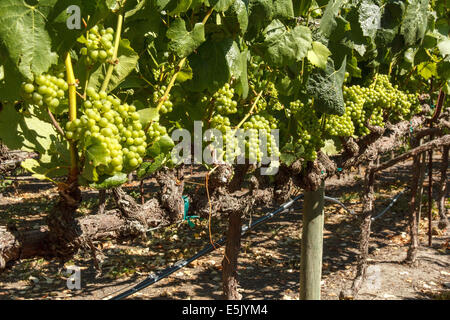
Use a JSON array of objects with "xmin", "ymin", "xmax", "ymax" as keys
[{"xmin": 300, "ymin": 181, "xmax": 325, "ymax": 300}]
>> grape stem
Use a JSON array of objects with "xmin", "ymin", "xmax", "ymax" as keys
[
  {"xmin": 100, "ymin": 12, "xmax": 124, "ymax": 93},
  {"xmin": 65, "ymin": 53, "xmax": 79, "ymax": 178},
  {"xmin": 154, "ymin": 7, "xmax": 214, "ymax": 114},
  {"xmin": 145, "ymin": 7, "xmax": 215, "ymax": 133},
  {"xmin": 83, "ymin": 15, "xmax": 91, "ymax": 98},
  {"xmin": 233, "ymin": 90, "xmax": 263, "ymax": 134},
  {"xmin": 47, "ymin": 108, "xmax": 66, "ymax": 138},
  {"xmin": 155, "ymin": 57, "xmax": 186, "ymax": 114}
]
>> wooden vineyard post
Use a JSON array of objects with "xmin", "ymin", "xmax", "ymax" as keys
[{"xmin": 300, "ymin": 181, "xmax": 325, "ymax": 300}]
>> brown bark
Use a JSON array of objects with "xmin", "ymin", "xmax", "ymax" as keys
[
  {"xmin": 222, "ymin": 210, "xmax": 243, "ymax": 300},
  {"xmin": 369, "ymin": 135, "xmax": 450, "ymax": 174},
  {"xmin": 350, "ymin": 168, "xmax": 375, "ymax": 296},
  {"xmin": 0, "ymin": 148, "xmax": 37, "ymax": 174},
  {"xmin": 45, "ymin": 178, "xmax": 83, "ymax": 260},
  {"xmin": 274, "ymin": 164, "xmax": 294, "ymax": 203},
  {"xmin": 156, "ymin": 170, "xmax": 185, "ymax": 222},
  {"xmin": 405, "ymin": 142, "xmax": 421, "ymax": 264},
  {"xmin": 0, "ymin": 226, "xmax": 52, "ymax": 270},
  {"xmin": 98, "ymin": 189, "xmax": 107, "ymax": 215},
  {"xmin": 294, "ymin": 152, "xmax": 335, "ymax": 191},
  {"xmin": 228, "ymin": 163, "xmax": 250, "ymax": 193},
  {"xmin": 337, "ymin": 115, "xmax": 427, "ymax": 169},
  {"xmin": 417, "ymin": 152, "xmax": 427, "ymax": 224},
  {"xmin": 0, "ymin": 200, "xmax": 165, "ymax": 270},
  {"xmin": 437, "ymin": 146, "xmax": 449, "ymax": 229},
  {"xmin": 427, "ymin": 147, "xmax": 433, "ymax": 247}
]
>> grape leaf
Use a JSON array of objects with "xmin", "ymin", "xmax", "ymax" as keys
[
  {"xmin": 358, "ymin": 0, "xmax": 381, "ymax": 39},
  {"xmin": 273, "ymin": 0, "xmax": 294, "ymax": 19},
  {"xmin": 321, "ymin": 139, "xmax": 339, "ymax": 156},
  {"xmin": 81, "ymin": 161, "xmax": 99, "ymax": 182},
  {"xmin": 223, "ymin": 0, "xmax": 249, "ymax": 34},
  {"xmin": 0, "ymin": 0, "xmax": 58, "ymax": 80},
  {"xmin": 0, "ymin": 104, "xmax": 69, "ymax": 179},
  {"xmin": 84, "ymin": 135, "xmax": 109, "ymax": 168},
  {"xmin": 307, "ymin": 57, "xmax": 347, "ymax": 116},
  {"xmin": 437, "ymin": 38, "xmax": 450, "ymax": 58},
  {"xmin": 89, "ymin": 173, "xmax": 128, "ymax": 189},
  {"xmin": 307, "ymin": 41, "xmax": 332, "ymax": 69},
  {"xmin": 319, "ymin": 0, "xmax": 347, "ymax": 38},
  {"xmin": 437, "ymin": 61, "xmax": 450, "ymax": 81},
  {"xmin": 0, "ymin": 104, "xmax": 57, "ymax": 158},
  {"xmin": 260, "ymin": 19, "xmax": 312, "ymax": 67},
  {"xmin": 21, "ymin": 159, "xmax": 65, "ymax": 182},
  {"xmin": 0, "ymin": 52, "xmax": 23, "ymax": 101},
  {"xmin": 418, "ymin": 62, "xmax": 437, "ymax": 80},
  {"xmin": 246, "ymin": 0, "xmax": 274, "ymax": 39},
  {"xmin": 137, "ymin": 154, "xmax": 167, "ymax": 179},
  {"xmin": 188, "ymin": 39, "xmax": 242, "ymax": 92},
  {"xmin": 137, "ymin": 108, "xmax": 160, "ymax": 127},
  {"xmin": 235, "ymin": 49, "xmax": 249, "ymax": 99},
  {"xmin": 209, "ymin": 0, "xmax": 234, "ymax": 12},
  {"xmin": 400, "ymin": 0, "xmax": 429, "ymax": 46},
  {"xmin": 147, "ymin": 135, "xmax": 175, "ymax": 158},
  {"xmin": 166, "ymin": 18, "xmax": 205, "ymax": 58},
  {"xmin": 171, "ymin": 0, "xmax": 193, "ymax": 15}
]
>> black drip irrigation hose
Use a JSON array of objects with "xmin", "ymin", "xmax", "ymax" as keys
[
  {"xmin": 109, "ymin": 194, "xmax": 304, "ymax": 300},
  {"xmin": 324, "ymin": 196, "xmax": 356, "ymax": 215},
  {"xmin": 371, "ymin": 188, "xmax": 407, "ymax": 221}
]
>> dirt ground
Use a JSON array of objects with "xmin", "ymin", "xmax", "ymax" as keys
[{"xmin": 0, "ymin": 160, "xmax": 448, "ymax": 300}]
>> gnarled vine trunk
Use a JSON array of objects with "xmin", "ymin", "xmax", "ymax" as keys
[
  {"xmin": 349, "ymin": 167, "xmax": 374, "ymax": 297},
  {"xmin": 45, "ymin": 178, "xmax": 83, "ymax": 260},
  {"xmin": 405, "ymin": 146, "xmax": 421, "ymax": 264},
  {"xmin": 222, "ymin": 210, "xmax": 243, "ymax": 300},
  {"xmin": 437, "ymin": 145, "xmax": 449, "ymax": 229}
]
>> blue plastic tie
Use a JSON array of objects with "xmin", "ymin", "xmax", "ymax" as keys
[{"xmin": 182, "ymin": 195, "xmax": 198, "ymax": 228}]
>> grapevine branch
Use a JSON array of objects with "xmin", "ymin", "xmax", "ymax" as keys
[
  {"xmin": 145, "ymin": 7, "xmax": 215, "ymax": 133},
  {"xmin": 47, "ymin": 109, "xmax": 66, "ymax": 138},
  {"xmin": 65, "ymin": 53, "xmax": 78, "ymax": 179},
  {"xmin": 233, "ymin": 90, "xmax": 263, "ymax": 133},
  {"xmin": 100, "ymin": 12, "xmax": 124, "ymax": 93}
]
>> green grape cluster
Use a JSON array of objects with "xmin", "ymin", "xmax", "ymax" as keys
[
  {"xmin": 147, "ymin": 122, "xmax": 167, "ymax": 143},
  {"xmin": 22, "ymin": 73, "xmax": 68, "ymax": 109},
  {"xmin": 254, "ymin": 96, "xmax": 268, "ymax": 113},
  {"xmin": 213, "ymin": 83, "xmax": 238, "ymax": 114},
  {"xmin": 248, "ymin": 80, "xmax": 281, "ymax": 113},
  {"xmin": 288, "ymin": 100, "xmax": 304, "ymax": 116},
  {"xmin": 243, "ymin": 115, "xmax": 279, "ymax": 163},
  {"xmin": 367, "ymin": 74, "xmax": 421, "ymax": 122},
  {"xmin": 406, "ymin": 93, "xmax": 421, "ymax": 115},
  {"xmin": 152, "ymin": 68, "xmax": 162, "ymax": 82},
  {"xmin": 152, "ymin": 85, "xmax": 173, "ymax": 114},
  {"xmin": 80, "ymin": 25, "xmax": 114, "ymax": 64},
  {"xmin": 210, "ymin": 114, "xmax": 231, "ymax": 132},
  {"xmin": 341, "ymin": 75, "xmax": 422, "ymax": 137},
  {"xmin": 209, "ymin": 115, "xmax": 240, "ymax": 162},
  {"xmin": 289, "ymin": 100, "xmax": 324, "ymax": 161},
  {"xmin": 266, "ymin": 81, "xmax": 278, "ymax": 99},
  {"xmin": 325, "ymin": 110, "xmax": 355, "ymax": 137},
  {"xmin": 257, "ymin": 81, "xmax": 279, "ymax": 113},
  {"xmin": 369, "ymin": 107, "xmax": 384, "ymax": 127},
  {"xmin": 66, "ymin": 88, "xmax": 147, "ymax": 176},
  {"xmin": 342, "ymin": 85, "xmax": 367, "ymax": 135}
]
